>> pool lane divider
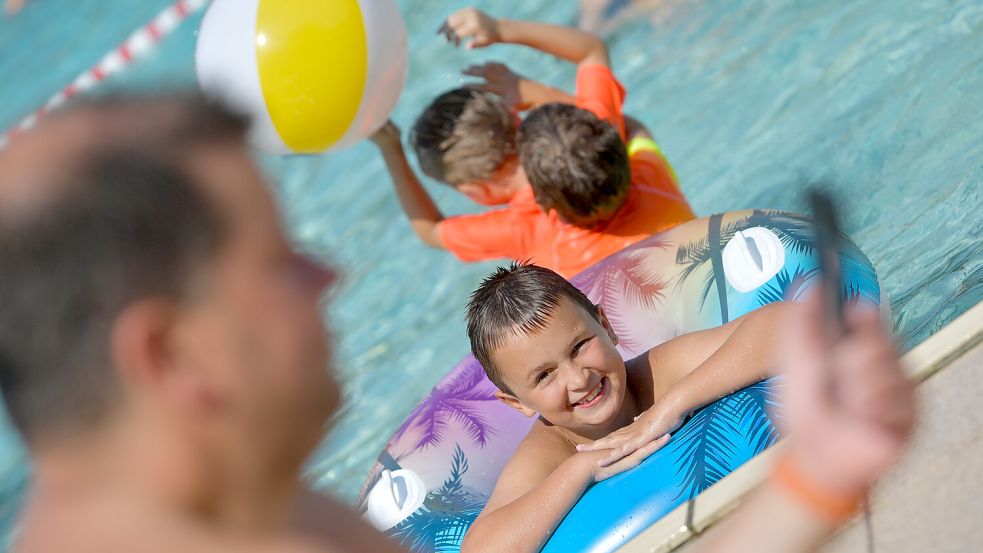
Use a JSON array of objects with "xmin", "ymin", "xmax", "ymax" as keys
[{"xmin": 0, "ymin": 0, "xmax": 210, "ymax": 150}]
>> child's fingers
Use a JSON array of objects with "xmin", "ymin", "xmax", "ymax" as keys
[
  {"xmin": 468, "ymin": 35, "xmax": 492, "ymax": 49},
  {"xmin": 595, "ymin": 435, "xmax": 670, "ymax": 481},
  {"xmin": 462, "ymin": 63, "xmax": 493, "ymax": 79},
  {"xmin": 579, "ymin": 426, "xmax": 634, "ymax": 452},
  {"xmin": 598, "ymin": 432, "xmax": 669, "ymax": 467},
  {"xmin": 437, "ymin": 21, "xmax": 459, "ymax": 45},
  {"xmin": 576, "ymin": 436, "xmax": 614, "ymax": 452},
  {"xmin": 597, "ymin": 442, "xmax": 634, "ymax": 467}
]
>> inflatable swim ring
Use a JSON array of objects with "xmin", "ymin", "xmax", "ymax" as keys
[
  {"xmin": 357, "ymin": 209, "xmax": 881, "ymax": 553},
  {"xmin": 195, "ymin": 0, "xmax": 408, "ymax": 155}
]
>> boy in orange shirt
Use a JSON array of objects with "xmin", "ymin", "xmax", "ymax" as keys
[{"xmin": 372, "ymin": 7, "xmax": 695, "ymax": 278}]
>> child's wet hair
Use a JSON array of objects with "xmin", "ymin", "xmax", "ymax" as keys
[
  {"xmin": 518, "ymin": 103, "xmax": 630, "ymax": 226},
  {"xmin": 410, "ymin": 88, "xmax": 516, "ymax": 186},
  {"xmin": 466, "ymin": 262, "xmax": 599, "ymax": 394}
]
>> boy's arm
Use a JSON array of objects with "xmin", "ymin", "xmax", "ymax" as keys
[
  {"xmin": 463, "ymin": 62, "xmax": 576, "ymax": 111},
  {"xmin": 579, "ymin": 302, "xmax": 789, "ymax": 466},
  {"xmin": 463, "ymin": 426, "xmax": 663, "ymax": 553},
  {"xmin": 370, "ymin": 121, "xmax": 446, "ymax": 249},
  {"xmin": 464, "ymin": 62, "xmax": 653, "ymax": 135},
  {"xmin": 440, "ymin": 7, "xmax": 610, "ymax": 68},
  {"xmin": 624, "ymin": 115, "xmax": 654, "ymax": 141}
]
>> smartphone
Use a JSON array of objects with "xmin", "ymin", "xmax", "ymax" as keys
[{"xmin": 808, "ymin": 189, "xmax": 845, "ymax": 337}]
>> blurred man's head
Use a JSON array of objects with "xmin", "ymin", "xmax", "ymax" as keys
[{"xmin": 0, "ymin": 95, "xmax": 339, "ymax": 471}]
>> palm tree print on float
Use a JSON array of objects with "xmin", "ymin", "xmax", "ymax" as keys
[
  {"xmin": 669, "ymin": 379, "xmax": 782, "ymax": 499},
  {"xmin": 573, "ymin": 239, "xmax": 672, "ymax": 354},
  {"xmin": 389, "ymin": 445, "xmax": 486, "ymax": 553},
  {"xmin": 391, "ymin": 360, "xmax": 499, "ymax": 457},
  {"xmin": 675, "ymin": 210, "xmax": 878, "ymax": 324},
  {"xmin": 755, "ymin": 265, "xmax": 820, "ymax": 306}
]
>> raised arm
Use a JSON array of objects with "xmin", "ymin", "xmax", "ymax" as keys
[
  {"xmin": 463, "ymin": 62, "xmax": 576, "ymax": 111},
  {"xmin": 370, "ymin": 121, "xmax": 446, "ymax": 249},
  {"xmin": 440, "ymin": 7, "xmax": 610, "ymax": 68},
  {"xmin": 462, "ymin": 62, "xmax": 654, "ymax": 136}
]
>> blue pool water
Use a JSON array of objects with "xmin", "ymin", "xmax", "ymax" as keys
[{"xmin": 0, "ymin": 0, "xmax": 981, "ymax": 545}]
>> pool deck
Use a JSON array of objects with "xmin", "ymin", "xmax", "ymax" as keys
[
  {"xmin": 822, "ymin": 329, "xmax": 983, "ymax": 552},
  {"xmin": 617, "ymin": 299, "xmax": 983, "ymax": 553}
]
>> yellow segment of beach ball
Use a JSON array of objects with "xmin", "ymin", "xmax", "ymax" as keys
[{"xmin": 255, "ymin": 0, "xmax": 368, "ymax": 153}]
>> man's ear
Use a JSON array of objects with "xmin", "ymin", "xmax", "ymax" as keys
[
  {"xmin": 495, "ymin": 390, "xmax": 536, "ymax": 417},
  {"xmin": 110, "ymin": 298, "xmax": 214, "ymax": 411},
  {"xmin": 596, "ymin": 304, "xmax": 619, "ymax": 345}
]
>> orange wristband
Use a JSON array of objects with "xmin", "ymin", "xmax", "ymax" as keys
[{"xmin": 772, "ymin": 455, "xmax": 866, "ymax": 525}]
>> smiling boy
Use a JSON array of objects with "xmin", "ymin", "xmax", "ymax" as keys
[{"xmin": 461, "ymin": 263, "xmax": 788, "ymax": 553}]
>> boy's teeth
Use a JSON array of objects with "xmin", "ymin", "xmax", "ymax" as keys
[{"xmin": 578, "ymin": 382, "xmax": 602, "ymax": 405}]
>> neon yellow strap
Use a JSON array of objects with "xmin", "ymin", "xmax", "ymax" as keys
[{"xmin": 627, "ymin": 136, "xmax": 665, "ymax": 157}]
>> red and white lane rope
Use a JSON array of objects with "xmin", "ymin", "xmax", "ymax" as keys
[{"xmin": 0, "ymin": 0, "xmax": 210, "ymax": 150}]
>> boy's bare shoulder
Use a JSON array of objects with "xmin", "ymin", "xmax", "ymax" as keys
[
  {"xmin": 481, "ymin": 419, "xmax": 576, "ymax": 512},
  {"xmin": 502, "ymin": 420, "xmax": 575, "ymax": 476},
  {"xmin": 520, "ymin": 419, "xmax": 577, "ymax": 457}
]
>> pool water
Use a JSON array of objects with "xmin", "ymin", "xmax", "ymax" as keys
[{"xmin": 0, "ymin": 0, "xmax": 980, "ymax": 545}]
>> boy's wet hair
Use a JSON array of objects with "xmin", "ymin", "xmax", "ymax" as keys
[
  {"xmin": 410, "ymin": 88, "xmax": 516, "ymax": 186},
  {"xmin": 467, "ymin": 262, "xmax": 599, "ymax": 394},
  {"xmin": 518, "ymin": 103, "xmax": 630, "ymax": 226}
]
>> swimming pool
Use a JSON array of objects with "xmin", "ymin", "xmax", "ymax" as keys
[{"xmin": 0, "ymin": 0, "xmax": 980, "ymax": 546}]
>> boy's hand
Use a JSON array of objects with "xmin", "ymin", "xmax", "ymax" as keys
[
  {"xmin": 369, "ymin": 120, "xmax": 401, "ymax": 149},
  {"xmin": 576, "ymin": 403, "xmax": 683, "ymax": 468},
  {"xmin": 438, "ymin": 7, "xmax": 500, "ymax": 49},
  {"xmin": 463, "ymin": 62, "xmax": 526, "ymax": 109},
  {"xmin": 570, "ymin": 446, "xmax": 666, "ymax": 483}
]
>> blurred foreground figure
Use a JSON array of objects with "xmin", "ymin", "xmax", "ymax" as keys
[{"xmin": 0, "ymin": 95, "xmax": 404, "ymax": 553}]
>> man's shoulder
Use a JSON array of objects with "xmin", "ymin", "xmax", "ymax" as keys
[{"xmin": 12, "ymin": 495, "xmax": 316, "ymax": 553}]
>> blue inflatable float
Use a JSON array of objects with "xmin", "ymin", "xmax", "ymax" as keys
[{"xmin": 357, "ymin": 210, "xmax": 881, "ymax": 552}]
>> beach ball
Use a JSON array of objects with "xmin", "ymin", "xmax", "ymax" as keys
[{"xmin": 195, "ymin": 0, "xmax": 408, "ymax": 155}]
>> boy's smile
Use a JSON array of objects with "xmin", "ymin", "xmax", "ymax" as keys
[
  {"xmin": 491, "ymin": 297, "xmax": 636, "ymax": 440},
  {"xmin": 571, "ymin": 376, "xmax": 606, "ymax": 409}
]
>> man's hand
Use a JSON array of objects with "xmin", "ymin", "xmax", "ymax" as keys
[
  {"xmin": 438, "ymin": 7, "xmax": 501, "ymax": 49},
  {"xmin": 576, "ymin": 402, "xmax": 683, "ymax": 468},
  {"xmin": 781, "ymin": 295, "xmax": 915, "ymax": 496}
]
